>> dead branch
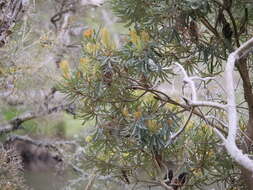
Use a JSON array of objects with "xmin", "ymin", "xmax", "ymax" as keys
[{"xmin": 0, "ymin": 103, "xmax": 72, "ymax": 135}]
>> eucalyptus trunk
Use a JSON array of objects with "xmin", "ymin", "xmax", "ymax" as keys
[{"xmin": 237, "ymin": 59, "xmax": 253, "ymax": 189}]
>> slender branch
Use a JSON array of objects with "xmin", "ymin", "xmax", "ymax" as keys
[
  {"xmin": 184, "ymin": 97, "xmax": 227, "ymax": 110},
  {"xmin": 159, "ymin": 181, "xmax": 174, "ymax": 190},
  {"xmin": 130, "ymin": 81, "xmax": 227, "ymax": 133},
  {"xmin": 226, "ymin": 9, "xmax": 240, "ymax": 47},
  {"xmin": 214, "ymin": 128, "xmax": 226, "ymax": 142},
  {"xmin": 175, "ymin": 63, "xmax": 197, "ymax": 101},
  {"xmin": 0, "ymin": 104, "xmax": 72, "ymax": 135},
  {"xmin": 205, "ymin": 115, "xmax": 228, "ymax": 128},
  {"xmin": 6, "ymin": 134, "xmax": 77, "ymax": 148},
  {"xmin": 175, "ymin": 63, "xmax": 226, "ymax": 110},
  {"xmin": 85, "ymin": 171, "xmax": 98, "ymax": 190},
  {"xmin": 166, "ymin": 107, "xmax": 194, "ymax": 146},
  {"xmin": 153, "ymin": 95, "xmax": 226, "ymax": 134},
  {"xmin": 198, "ymin": 16, "xmax": 221, "ymax": 39},
  {"xmin": 212, "ymin": 0, "xmax": 240, "ymax": 46}
]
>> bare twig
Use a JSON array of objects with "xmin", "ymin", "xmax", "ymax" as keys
[
  {"xmin": 175, "ymin": 63, "xmax": 226, "ymax": 110},
  {"xmin": 85, "ymin": 171, "xmax": 98, "ymax": 190},
  {"xmin": 0, "ymin": 103, "xmax": 72, "ymax": 135},
  {"xmin": 166, "ymin": 107, "xmax": 194, "ymax": 147}
]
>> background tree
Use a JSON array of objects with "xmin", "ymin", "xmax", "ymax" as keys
[
  {"xmin": 0, "ymin": 0, "xmax": 112, "ymax": 189},
  {"xmin": 61, "ymin": 0, "xmax": 253, "ymax": 189}
]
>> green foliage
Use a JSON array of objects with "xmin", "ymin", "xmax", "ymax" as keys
[
  {"xmin": 111, "ymin": 0, "xmax": 252, "ymax": 75},
  {"xmin": 60, "ymin": 0, "xmax": 253, "ymax": 189},
  {"xmin": 185, "ymin": 125, "xmax": 242, "ymax": 189}
]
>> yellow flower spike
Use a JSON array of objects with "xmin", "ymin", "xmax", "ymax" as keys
[
  {"xmin": 79, "ymin": 58, "xmax": 90, "ymax": 73},
  {"xmin": 134, "ymin": 111, "xmax": 142, "ymax": 120},
  {"xmin": 83, "ymin": 28, "xmax": 93, "ymax": 38},
  {"xmin": 86, "ymin": 43, "xmax": 99, "ymax": 54},
  {"xmin": 80, "ymin": 57, "xmax": 90, "ymax": 65},
  {"xmin": 193, "ymin": 169, "xmax": 202, "ymax": 176},
  {"xmin": 130, "ymin": 30, "xmax": 142, "ymax": 50},
  {"xmin": 133, "ymin": 89, "xmax": 144, "ymax": 97},
  {"xmin": 164, "ymin": 103, "xmax": 171, "ymax": 110},
  {"xmin": 85, "ymin": 135, "xmax": 93, "ymax": 143},
  {"xmin": 142, "ymin": 93, "xmax": 153, "ymax": 103},
  {"xmin": 141, "ymin": 31, "xmax": 149, "ymax": 42},
  {"xmin": 165, "ymin": 101, "xmax": 179, "ymax": 111},
  {"xmin": 76, "ymin": 71, "xmax": 82, "ymax": 79},
  {"xmin": 130, "ymin": 30, "xmax": 138, "ymax": 45},
  {"xmin": 134, "ymin": 108, "xmax": 142, "ymax": 120},
  {"xmin": 59, "ymin": 60, "xmax": 70, "ymax": 79},
  {"xmin": 0, "ymin": 67, "xmax": 4, "ymax": 75},
  {"xmin": 186, "ymin": 121, "xmax": 194, "ymax": 130},
  {"xmin": 147, "ymin": 120, "xmax": 159, "ymax": 133},
  {"xmin": 9, "ymin": 66, "xmax": 17, "ymax": 73},
  {"xmin": 240, "ymin": 124, "xmax": 246, "ymax": 130},
  {"xmin": 101, "ymin": 28, "xmax": 115, "ymax": 50},
  {"xmin": 122, "ymin": 152, "xmax": 130, "ymax": 158},
  {"xmin": 130, "ymin": 30, "xmax": 150, "ymax": 50},
  {"xmin": 147, "ymin": 120, "xmax": 156, "ymax": 127},
  {"xmin": 207, "ymin": 151, "xmax": 214, "ymax": 157},
  {"xmin": 109, "ymin": 151, "xmax": 115, "ymax": 156},
  {"xmin": 122, "ymin": 107, "xmax": 129, "ymax": 117},
  {"xmin": 97, "ymin": 154, "xmax": 106, "ymax": 161},
  {"xmin": 134, "ymin": 106, "xmax": 143, "ymax": 120}
]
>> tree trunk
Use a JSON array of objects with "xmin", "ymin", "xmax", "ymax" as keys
[
  {"xmin": 236, "ymin": 59, "xmax": 253, "ymax": 188},
  {"xmin": 241, "ymin": 119, "xmax": 253, "ymax": 189}
]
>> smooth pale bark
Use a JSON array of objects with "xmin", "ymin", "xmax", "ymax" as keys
[
  {"xmin": 224, "ymin": 38, "xmax": 253, "ymax": 173},
  {"xmin": 176, "ymin": 37, "xmax": 253, "ymax": 174}
]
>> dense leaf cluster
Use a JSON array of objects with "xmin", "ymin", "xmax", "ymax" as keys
[{"xmin": 60, "ymin": 0, "xmax": 253, "ymax": 189}]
